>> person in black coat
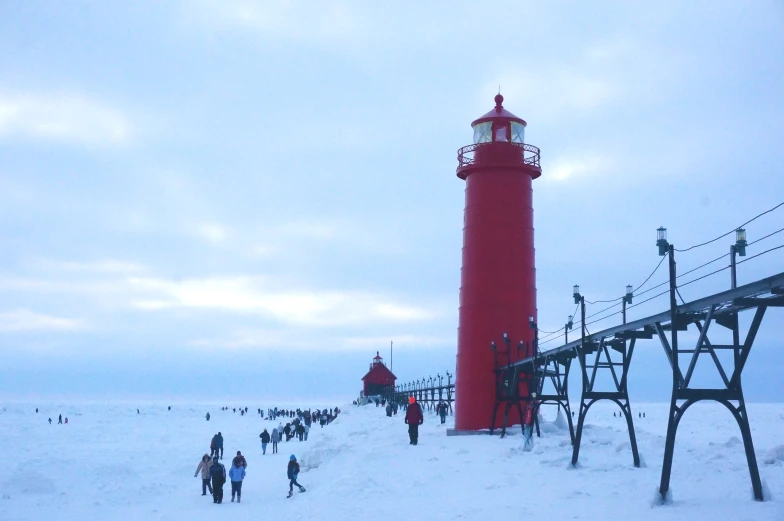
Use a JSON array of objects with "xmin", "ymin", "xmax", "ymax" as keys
[
  {"xmin": 209, "ymin": 456, "xmax": 226, "ymax": 503},
  {"xmin": 260, "ymin": 429, "xmax": 271, "ymax": 455}
]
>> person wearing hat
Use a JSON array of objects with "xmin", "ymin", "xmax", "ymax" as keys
[
  {"xmin": 404, "ymin": 396, "xmax": 424, "ymax": 445},
  {"xmin": 232, "ymin": 450, "xmax": 247, "ymax": 468},
  {"xmin": 286, "ymin": 455, "xmax": 306, "ymax": 498},
  {"xmin": 209, "ymin": 455, "xmax": 226, "ymax": 504}
]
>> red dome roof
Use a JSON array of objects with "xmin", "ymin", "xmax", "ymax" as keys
[{"xmin": 471, "ymin": 93, "xmax": 527, "ymax": 127}]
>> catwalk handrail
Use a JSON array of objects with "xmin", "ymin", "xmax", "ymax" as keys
[{"xmin": 505, "ymin": 270, "xmax": 784, "ymax": 370}]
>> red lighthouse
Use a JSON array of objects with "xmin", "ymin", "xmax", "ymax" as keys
[
  {"xmin": 454, "ymin": 94, "xmax": 541, "ymax": 431},
  {"xmin": 361, "ymin": 351, "xmax": 397, "ymax": 397}
]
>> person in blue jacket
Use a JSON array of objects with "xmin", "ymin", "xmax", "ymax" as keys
[
  {"xmin": 209, "ymin": 456, "xmax": 226, "ymax": 504},
  {"xmin": 229, "ymin": 460, "xmax": 246, "ymax": 503},
  {"xmin": 286, "ymin": 455, "xmax": 306, "ymax": 498}
]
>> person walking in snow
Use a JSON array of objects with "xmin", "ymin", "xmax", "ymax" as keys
[
  {"xmin": 206, "ymin": 412, "xmax": 210, "ymax": 421},
  {"xmin": 271, "ymin": 428, "xmax": 280, "ymax": 454},
  {"xmin": 284, "ymin": 423, "xmax": 292, "ymax": 442},
  {"xmin": 58, "ymin": 414, "xmax": 62, "ymax": 424},
  {"xmin": 229, "ymin": 460, "xmax": 246, "ymax": 503},
  {"xmin": 194, "ymin": 454, "xmax": 214, "ymax": 496},
  {"xmin": 286, "ymin": 455, "xmax": 306, "ymax": 498},
  {"xmin": 295, "ymin": 422, "xmax": 305, "ymax": 441},
  {"xmin": 260, "ymin": 429, "xmax": 271, "ymax": 454},
  {"xmin": 232, "ymin": 451, "xmax": 247, "ymax": 469},
  {"xmin": 303, "ymin": 422, "xmax": 310, "ymax": 441},
  {"xmin": 405, "ymin": 396, "xmax": 424, "ymax": 445},
  {"xmin": 48, "ymin": 418, "xmax": 52, "ymax": 424},
  {"xmin": 437, "ymin": 401, "xmax": 448, "ymax": 424},
  {"xmin": 209, "ymin": 455, "xmax": 226, "ymax": 504},
  {"xmin": 215, "ymin": 432, "xmax": 224, "ymax": 459},
  {"xmin": 210, "ymin": 434, "xmax": 218, "ymax": 458}
]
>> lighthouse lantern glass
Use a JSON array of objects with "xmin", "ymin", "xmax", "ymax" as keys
[
  {"xmin": 472, "ymin": 122, "xmax": 491, "ymax": 144},
  {"xmin": 511, "ymin": 122, "xmax": 525, "ymax": 143},
  {"xmin": 494, "ymin": 123, "xmax": 508, "ymax": 142}
]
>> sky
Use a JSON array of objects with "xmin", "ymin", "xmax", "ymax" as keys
[{"xmin": 0, "ymin": 1, "xmax": 783, "ymax": 402}]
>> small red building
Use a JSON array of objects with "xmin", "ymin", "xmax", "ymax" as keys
[{"xmin": 361, "ymin": 351, "xmax": 397, "ymax": 397}]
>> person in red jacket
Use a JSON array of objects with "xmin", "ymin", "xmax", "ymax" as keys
[{"xmin": 404, "ymin": 396, "xmax": 423, "ymax": 445}]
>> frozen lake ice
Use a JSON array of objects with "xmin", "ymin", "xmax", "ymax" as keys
[{"xmin": 1, "ymin": 400, "xmax": 783, "ymax": 520}]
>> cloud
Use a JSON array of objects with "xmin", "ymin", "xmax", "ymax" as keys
[
  {"xmin": 342, "ymin": 335, "xmax": 452, "ymax": 349},
  {"xmin": 0, "ymin": 309, "xmax": 84, "ymax": 332},
  {"xmin": 547, "ymin": 155, "xmax": 614, "ymax": 182},
  {"xmin": 198, "ymin": 223, "xmax": 228, "ymax": 244},
  {"xmin": 127, "ymin": 275, "xmax": 438, "ymax": 326},
  {"xmin": 35, "ymin": 259, "xmax": 146, "ymax": 274},
  {"xmin": 182, "ymin": 0, "xmax": 364, "ymax": 45},
  {"xmin": 0, "ymin": 91, "xmax": 132, "ymax": 146}
]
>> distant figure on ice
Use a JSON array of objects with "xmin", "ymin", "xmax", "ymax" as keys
[
  {"xmin": 209, "ymin": 456, "xmax": 226, "ymax": 504},
  {"xmin": 194, "ymin": 454, "xmax": 213, "ymax": 496},
  {"xmin": 168, "ymin": 406, "xmax": 171, "ymax": 411},
  {"xmin": 405, "ymin": 396, "xmax": 424, "ymax": 445},
  {"xmin": 65, "ymin": 418, "xmax": 68, "ymax": 424},
  {"xmin": 286, "ymin": 455, "xmax": 306, "ymax": 498},
  {"xmin": 48, "ymin": 418, "xmax": 52, "ymax": 424},
  {"xmin": 58, "ymin": 414, "xmax": 62, "ymax": 424},
  {"xmin": 215, "ymin": 432, "xmax": 224, "ymax": 459},
  {"xmin": 229, "ymin": 459, "xmax": 246, "ymax": 503},
  {"xmin": 271, "ymin": 428, "xmax": 280, "ymax": 454},
  {"xmin": 295, "ymin": 422, "xmax": 305, "ymax": 441},
  {"xmin": 437, "ymin": 401, "xmax": 448, "ymax": 424},
  {"xmin": 206, "ymin": 412, "xmax": 210, "ymax": 421},
  {"xmin": 137, "ymin": 409, "xmax": 140, "ymax": 414},
  {"xmin": 233, "ymin": 451, "xmax": 247, "ymax": 469},
  {"xmin": 260, "ymin": 429, "xmax": 270, "ymax": 454},
  {"xmin": 35, "ymin": 408, "xmax": 38, "ymax": 413}
]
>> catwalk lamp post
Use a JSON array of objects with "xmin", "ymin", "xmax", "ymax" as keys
[
  {"xmin": 573, "ymin": 285, "xmax": 585, "ymax": 341},
  {"xmin": 730, "ymin": 228, "xmax": 747, "ymax": 289},
  {"xmin": 623, "ymin": 284, "xmax": 633, "ymax": 324},
  {"xmin": 529, "ymin": 315, "xmax": 538, "ymax": 356}
]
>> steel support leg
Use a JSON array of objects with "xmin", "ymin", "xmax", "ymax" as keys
[
  {"xmin": 732, "ymin": 397, "xmax": 764, "ymax": 501},
  {"xmin": 616, "ymin": 399, "xmax": 641, "ymax": 467}
]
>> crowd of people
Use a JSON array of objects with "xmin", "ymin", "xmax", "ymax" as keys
[{"xmin": 195, "ymin": 405, "xmax": 341, "ymax": 502}]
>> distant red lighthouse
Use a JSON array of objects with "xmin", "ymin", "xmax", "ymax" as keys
[
  {"xmin": 454, "ymin": 94, "xmax": 541, "ymax": 431},
  {"xmin": 361, "ymin": 351, "xmax": 397, "ymax": 397}
]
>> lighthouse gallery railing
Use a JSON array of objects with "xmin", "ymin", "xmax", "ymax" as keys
[{"xmin": 457, "ymin": 142, "xmax": 541, "ymax": 169}]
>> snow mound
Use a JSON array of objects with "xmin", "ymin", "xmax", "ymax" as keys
[
  {"xmin": 763, "ymin": 445, "xmax": 784, "ymax": 465},
  {"xmin": 2, "ymin": 471, "xmax": 56, "ymax": 495}
]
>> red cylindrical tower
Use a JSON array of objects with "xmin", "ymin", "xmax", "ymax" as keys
[{"xmin": 454, "ymin": 94, "xmax": 541, "ymax": 431}]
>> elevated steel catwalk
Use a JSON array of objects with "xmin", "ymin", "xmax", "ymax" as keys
[
  {"xmin": 505, "ymin": 271, "xmax": 784, "ymax": 371},
  {"xmin": 494, "ymin": 268, "xmax": 784, "ymax": 503}
]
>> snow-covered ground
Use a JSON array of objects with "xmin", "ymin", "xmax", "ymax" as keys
[{"xmin": 2, "ymin": 400, "xmax": 783, "ymax": 520}]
